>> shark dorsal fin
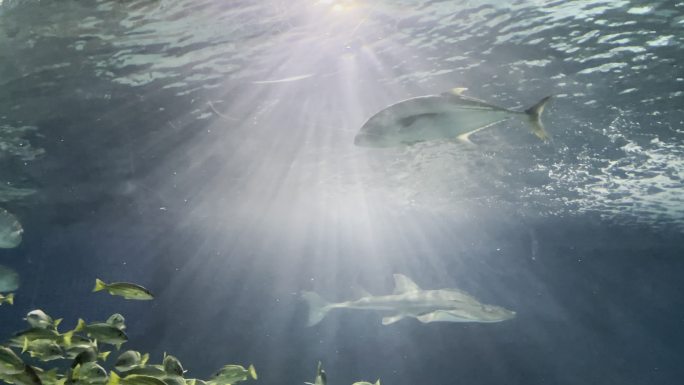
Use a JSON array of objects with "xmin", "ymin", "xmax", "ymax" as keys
[
  {"xmin": 352, "ymin": 286, "xmax": 372, "ymax": 299},
  {"xmin": 450, "ymin": 87, "xmax": 468, "ymax": 95},
  {"xmin": 381, "ymin": 314, "xmax": 406, "ymax": 325},
  {"xmin": 392, "ymin": 274, "xmax": 420, "ymax": 294}
]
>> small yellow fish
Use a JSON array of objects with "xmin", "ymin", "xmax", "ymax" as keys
[
  {"xmin": 33, "ymin": 367, "xmax": 64, "ymax": 385},
  {"xmin": 0, "ymin": 292, "xmax": 14, "ymax": 305},
  {"xmin": 74, "ymin": 319, "xmax": 128, "ymax": 349},
  {"xmin": 73, "ymin": 362, "xmax": 108, "ymax": 384},
  {"xmin": 162, "ymin": 353, "xmax": 185, "ymax": 376},
  {"xmin": 108, "ymin": 372, "xmax": 169, "ymax": 385},
  {"xmin": 210, "ymin": 364, "xmax": 257, "ymax": 385},
  {"xmin": 0, "ymin": 346, "xmax": 25, "ymax": 375},
  {"xmin": 10, "ymin": 327, "xmax": 73, "ymax": 348},
  {"xmin": 114, "ymin": 350, "xmax": 149, "ymax": 372},
  {"xmin": 22, "ymin": 338, "xmax": 64, "ymax": 361},
  {"xmin": 93, "ymin": 279, "xmax": 154, "ymax": 300}
]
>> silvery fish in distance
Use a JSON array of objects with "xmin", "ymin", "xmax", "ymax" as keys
[
  {"xmin": 0, "ymin": 264, "xmax": 19, "ymax": 293},
  {"xmin": 0, "ymin": 208, "xmax": 23, "ymax": 248},
  {"xmin": 354, "ymin": 88, "xmax": 552, "ymax": 147},
  {"xmin": 302, "ymin": 274, "xmax": 515, "ymax": 326}
]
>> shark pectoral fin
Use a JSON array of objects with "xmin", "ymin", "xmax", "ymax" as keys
[
  {"xmin": 417, "ymin": 310, "xmax": 469, "ymax": 323},
  {"xmin": 381, "ymin": 314, "xmax": 406, "ymax": 325},
  {"xmin": 416, "ymin": 311, "xmax": 443, "ymax": 323},
  {"xmin": 392, "ymin": 274, "xmax": 420, "ymax": 294},
  {"xmin": 302, "ymin": 292, "xmax": 332, "ymax": 326}
]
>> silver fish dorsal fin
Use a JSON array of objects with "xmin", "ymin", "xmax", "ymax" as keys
[{"xmin": 392, "ymin": 274, "xmax": 420, "ymax": 294}]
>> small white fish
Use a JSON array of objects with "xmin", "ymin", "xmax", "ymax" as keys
[
  {"xmin": 106, "ymin": 313, "xmax": 126, "ymax": 330},
  {"xmin": 25, "ymin": 309, "xmax": 62, "ymax": 330},
  {"xmin": 0, "ymin": 208, "xmax": 23, "ymax": 248},
  {"xmin": 354, "ymin": 89, "xmax": 552, "ymax": 147}
]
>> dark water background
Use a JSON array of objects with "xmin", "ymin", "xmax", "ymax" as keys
[{"xmin": 1, "ymin": 1, "xmax": 683, "ymax": 385}]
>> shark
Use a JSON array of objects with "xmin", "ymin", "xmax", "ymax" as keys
[
  {"xmin": 302, "ymin": 274, "xmax": 515, "ymax": 326},
  {"xmin": 354, "ymin": 88, "xmax": 552, "ymax": 147}
]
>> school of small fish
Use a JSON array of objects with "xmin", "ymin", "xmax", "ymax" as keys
[
  {"xmin": 0, "ymin": 279, "xmax": 374, "ymax": 385},
  {"xmin": 0, "ymin": 274, "xmax": 262, "ymax": 385}
]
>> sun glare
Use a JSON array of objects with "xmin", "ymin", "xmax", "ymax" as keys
[{"xmin": 315, "ymin": 0, "xmax": 358, "ymax": 12}]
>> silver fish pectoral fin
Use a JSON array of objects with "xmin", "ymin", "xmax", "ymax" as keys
[{"xmin": 455, "ymin": 118, "xmax": 509, "ymax": 145}]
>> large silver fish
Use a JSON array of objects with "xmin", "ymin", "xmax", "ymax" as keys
[
  {"xmin": 302, "ymin": 274, "xmax": 515, "ymax": 326},
  {"xmin": 354, "ymin": 89, "xmax": 552, "ymax": 147},
  {"xmin": 0, "ymin": 208, "xmax": 22, "ymax": 248}
]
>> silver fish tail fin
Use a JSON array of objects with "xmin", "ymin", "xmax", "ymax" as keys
[
  {"xmin": 524, "ymin": 95, "xmax": 552, "ymax": 141},
  {"xmin": 302, "ymin": 291, "xmax": 331, "ymax": 326}
]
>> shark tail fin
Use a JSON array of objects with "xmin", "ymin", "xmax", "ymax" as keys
[
  {"xmin": 524, "ymin": 96, "xmax": 552, "ymax": 141},
  {"xmin": 302, "ymin": 291, "xmax": 331, "ymax": 326}
]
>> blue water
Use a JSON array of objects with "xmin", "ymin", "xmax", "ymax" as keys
[{"xmin": 1, "ymin": 1, "xmax": 683, "ymax": 385}]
